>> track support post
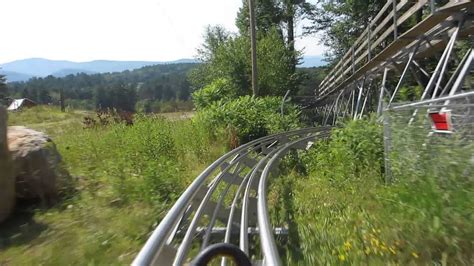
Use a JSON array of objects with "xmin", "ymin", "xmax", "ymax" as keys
[{"xmin": 383, "ymin": 108, "xmax": 393, "ymax": 184}]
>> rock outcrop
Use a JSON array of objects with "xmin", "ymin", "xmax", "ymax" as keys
[
  {"xmin": 8, "ymin": 126, "xmax": 66, "ymax": 204},
  {"xmin": 0, "ymin": 107, "xmax": 15, "ymax": 223}
]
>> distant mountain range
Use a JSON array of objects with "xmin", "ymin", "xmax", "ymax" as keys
[
  {"xmin": 0, "ymin": 58, "xmax": 198, "ymax": 82},
  {"xmin": 299, "ymin": 55, "xmax": 326, "ymax": 68},
  {"xmin": 0, "ymin": 56, "xmax": 326, "ymax": 82},
  {"xmin": 0, "ymin": 70, "xmax": 34, "ymax": 82}
]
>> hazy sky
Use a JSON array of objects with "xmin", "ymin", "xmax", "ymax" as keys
[{"xmin": 0, "ymin": 0, "xmax": 326, "ymax": 64}]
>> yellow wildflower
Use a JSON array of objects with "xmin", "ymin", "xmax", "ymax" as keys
[
  {"xmin": 365, "ymin": 247, "xmax": 371, "ymax": 255},
  {"xmin": 389, "ymin": 247, "xmax": 397, "ymax": 255},
  {"xmin": 339, "ymin": 254, "xmax": 346, "ymax": 261},
  {"xmin": 371, "ymin": 238, "xmax": 380, "ymax": 247},
  {"xmin": 412, "ymin": 252, "xmax": 419, "ymax": 259},
  {"xmin": 343, "ymin": 241, "xmax": 352, "ymax": 250}
]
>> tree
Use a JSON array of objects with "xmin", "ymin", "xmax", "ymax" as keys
[
  {"xmin": 0, "ymin": 74, "xmax": 7, "ymax": 106},
  {"xmin": 161, "ymin": 85, "xmax": 175, "ymax": 101},
  {"xmin": 257, "ymin": 28, "xmax": 302, "ymax": 96},
  {"xmin": 282, "ymin": 0, "xmax": 314, "ymax": 72},
  {"xmin": 38, "ymin": 89, "xmax": 52, "ymax": 104},
  {"xmin": 236, "ymin": 0, "xmax": 284, "ymax": 36},
  {"xmin": 113, "ymin": 84, "xmax": 137, "ymax": 112},
  {"xmin": 177, "ymin": 80, "xmax": 191, "ymax": 101},
  {"xmin": 304, "ymin": 0, "xmax": 385, "ymax": 62},
  {"xmin": 190, "ymin": 27, "xmax": 251, "ymax": 94},
  {"xmin": 236, "ymin": 0, "xmax": 314, "ymax": 71},
  {"xmin": 296, "ymin": 66, "xmax": 328, "ymax": 96},
  {"xmin": 190, "ymin": 27, "xmax": 301, "ymax": 97},
  {"xmin": 95, "ymin": 86, "xmax": 111, "ymax": 110},
  {"xmin": 196, "ymin": 25, "xmax": 230, "ymax": 61}
]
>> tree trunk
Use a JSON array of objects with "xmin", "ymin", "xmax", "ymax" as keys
[
  {"xmin": 287, "ymin": 2, "xmax": 296, "ymax": 74},
  {"xmin": 249, "ymin": 0, "xmax": 259, "ymax": 96},
  {"xmin": 0, "ymin": 107, "xmax": 15, "ymax": 223},
  {"xmin": 60, "ymin": 87, "xmax": 65, "ymax": 112}
]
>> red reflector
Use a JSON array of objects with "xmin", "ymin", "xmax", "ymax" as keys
[{"xmin": 429, "ymin": 112, "xmax": 452, "ymax": 132}]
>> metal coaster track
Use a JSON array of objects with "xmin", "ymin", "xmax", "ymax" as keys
[
  {"xmin": 133, "ymin": 127, "xmax": 332, "ymax": 265},
  {"xmin": 133, "ymin": 0, "xmax": 472, "ymax": 265}
]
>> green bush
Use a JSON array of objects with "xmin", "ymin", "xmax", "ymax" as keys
[
  {"xmin": 302, "ymin": 117, "xmax": 383, "ymax": 182},
  {"xmin": 195, "ymin": 95, "xmax": 301, "ymax": 144},
  {"xmin": 398, "ymin": 85, "xmax": 423, "ymax": 102},
  {"xmin": 192, "ymin": 78, "xmax": 237, "ymax": 110}
]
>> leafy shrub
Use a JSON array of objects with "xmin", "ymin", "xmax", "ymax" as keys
[
  {"xmin": 192, "ymin": 78, "xmax": 237, "ymax": 110},
  {"xmin": 302, "ymin": 117, "xmax": 383, "ymax": 182},
  {"xmin": 398, "ymin": 85, "xmax": 423, "ymax": 102},
  {"xmin": 83, "ymin": 109, "xmax": 134, "ymax": 128},
  {"xmin": 195, "ymin": 95, "xmax": 301, "ymax": 145}
]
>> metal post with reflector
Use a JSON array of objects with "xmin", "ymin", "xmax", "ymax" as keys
[{"xmin": 428, "ymin": 111, "xmax": 453, "ymax": 133}]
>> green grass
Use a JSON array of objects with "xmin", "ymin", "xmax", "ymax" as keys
[
  {"xmin": 7, "ymin": 106, "xmax": 91, "ymax": 138},
  {"xmin": 270, "ymin": 118, "xmax": 473, "ymax": 265},
  {"xmin": 1, "ymin": 106, "xmax": 226, "ymax": 265},
  {"xmin": 2, "ymin": 107, "xmax": 472, "ymax": 265}
]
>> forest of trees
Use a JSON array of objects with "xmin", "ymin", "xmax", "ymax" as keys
[
  {"xmin": 3, "ymin": 61, "xmax": 326, "ymax": 113},
  {"xmin": 5, "ymin": 63, "xmax": 197, "ymax": 112}
]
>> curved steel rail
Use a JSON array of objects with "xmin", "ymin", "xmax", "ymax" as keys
[{"xmin": 133, "ymin": 127, "xmax": 332, "ymax": 265}]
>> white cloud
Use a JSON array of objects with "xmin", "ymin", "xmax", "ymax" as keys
[{"xmin": 0, "ymin": 0, "xmax": 326, "ymax": 63}]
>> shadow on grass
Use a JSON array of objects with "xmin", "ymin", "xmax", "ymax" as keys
[{"xmin": 0, "ymin": 201, "xmax": 49, "ymax": 250}]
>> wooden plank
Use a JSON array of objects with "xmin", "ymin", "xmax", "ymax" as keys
[
  {"xmin": 370, "ymin": 0, "xmax": 409, "ymax": 41},
  {"xmin": 370, "ymin": 0, "xmax": 428, "ymax": 54},
  {"xmin": 329, "ymin": 0, "xmax": 428, "ymax": 90},
  {"xmin": 371, "ymin": 0, "xmax": 393, "ymax": 27},
  {"xmin": 403, "ymin": 2, "xmax": 472, "ymax": 39},
  {"xmin": 398, "ymin": 0, "xmax": 429, "ymax": 27},
  {"xmin": 352, "ymin": 28, "xmax": 369, "ymax": 52},
  {"xmin": 322, "ymin": 0, "xmax": 412, "ymax": 91},
  {"xmin": 320, "ymin": 0, "xmax": 471, "ymax": 93},
  {"xmin": 368, "ymin": 26, "xmax": 464, "ymax": 74},
  {"xmin": 414, "ymin": 26, "xmax": 474, "ymax": 59}
]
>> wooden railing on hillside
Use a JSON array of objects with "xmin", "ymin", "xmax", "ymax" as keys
[{"xmin": 318, "ymin": 0, "xmax": 473, "ymax": 100}]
